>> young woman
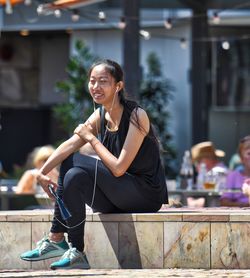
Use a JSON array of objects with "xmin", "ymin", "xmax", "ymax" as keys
[{"xmin": 20, "ymin": 59, "xmax": 168, "ymax": 270}]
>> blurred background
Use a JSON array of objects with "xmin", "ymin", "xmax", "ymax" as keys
[{"xmin": 1, "ymin": 0, "xmax": 250, "ymax": 180}]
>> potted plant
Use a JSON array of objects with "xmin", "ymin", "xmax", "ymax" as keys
[
  {"xmin": 140, "ymin": 52, "xmax": 177, "ymax": 177},
  {"xmin": 53, "ymin": 40, "xmax": 97, "ymax": 135}
]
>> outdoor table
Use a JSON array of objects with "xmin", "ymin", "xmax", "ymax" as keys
[
  {"xmin": 0, "ymin": 179, "xmax": 54, "ymax": 210},
  {"xmin": 0, "ymin": 189, "xmax": 41, "ymax": 210},
  {"xmin": 168, "ymin": 189, "xmax": 242, "ymax": 207}
]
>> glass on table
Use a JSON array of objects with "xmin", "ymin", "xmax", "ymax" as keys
[{"xmin": 203, "ymin": 172, "xmax": 217, "ymax": 190}]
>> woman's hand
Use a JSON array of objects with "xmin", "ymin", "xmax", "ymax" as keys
[
  {"xmin": 74, "ymin": 121, "xmax": 95, "ymax": 143},
  {"xmin": 37, "ymin": 171, "xmax": 57, "ymax": 199},
  {"xmin": 242, "ymin": 178, "xmax": 250, "ymax": 196}
]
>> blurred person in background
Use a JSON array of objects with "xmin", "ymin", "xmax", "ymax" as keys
[
  {"xmin": 191, "ymin": 141, "xmax": 227, "ymax": 175},
  {"xmin": 16, "ymin": 145, "xmax": 58, "ymax": 194},
  {"xmin": 242, "ymin": 178, "xmax": 250, "ymax": 204},
  {"xmin": 221, "ymin": 135, "xmax": 250, "ymax": 207},
  {"xmin": 228, "ymin": 153, "xmax": 243, "ymax": 171},
  {"xmin": 187, "ymin": 141, "xmax": 227, "ymax": 208}
]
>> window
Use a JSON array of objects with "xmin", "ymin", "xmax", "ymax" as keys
[{"xmin": 211, "ymin": 28, "xmax": 250, "ymax": 109}]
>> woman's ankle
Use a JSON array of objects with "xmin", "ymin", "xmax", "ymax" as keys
[{"xmin": 49, "ymin": 232, "xmax": 64, "ymax": 243}]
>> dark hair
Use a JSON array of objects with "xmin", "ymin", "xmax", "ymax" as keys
[
  {"xmin": 88, "ymin": 59, "xmax": 126, "ymax": 104},
  {"xmin": 88, "ymin": 59, "xmax": 149, "ymax": 136}
]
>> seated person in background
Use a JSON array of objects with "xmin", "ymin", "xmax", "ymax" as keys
[
  {"xmin": 191, "ymin": 141, "xmax": 227, "ymax": 174},
  {"xmin": 228, "ymin": 153, "xmax": 243, "ymax": 171},
  {"xmin": 242, "ymin": 178, "xmax": 250, "ymax": 204},
  {"xmin": 188, "ymin": 141, "xmax": 227, "ymax": 208},
  {"xmin": 220, "ymin": 135, "xmax": 250, "ymax": 207},
  {"xmin": 16, "ymin": 145, "xmax": 58, "ymax": 194}
]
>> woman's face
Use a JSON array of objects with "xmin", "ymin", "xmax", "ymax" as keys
[
  {"xmin": 241, "ymin": 147, "xmax": 250, "ymax": 170},
  {"xmin": 88, "ymin": 64, "xmax": 118, "ymax": 105}
]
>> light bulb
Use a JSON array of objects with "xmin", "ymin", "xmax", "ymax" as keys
[
  {"xmin": 212, "ymin": 12, "xmax": 220, "ymax": 24},
  {"xmin": 98, "ymin": 11, "xmax": 106, "ymax": 22},
  {"xmin": 180, "ymin": 38, "xmax": 187, "ymax": 49},
  {"xmin": 54, "ymin": 9, "xmax": 61, "ymax": 18},
  {"xmin": 164, "ymin": 18, "xmax": 172, "ymax": 29},
  {"xmin": 71, "ymin": 9, "xmax": 80, "ymax": 22},
  {"xmin": 24, "ymin": 0, "xmax": 32, "ymax": 6},
  {"xmin": 140, "ymin": 30, "xmax": 151, "ymax": 40},
  {"xmin": 118, "ymin": 16, "xmax": 126, "ymax": 29},
  {"xmin": 37, "ymin": 5, "xmax": 44, "ymax": 15},
  {"xmin": 5, "ymin": 0, "xmax": 13, "ymax": 14},
  {"xmin": 66, "ymin": 28, "xmax": 73, "ymax": 34},
  {"xmin": 20, "ymin": 29, "xmax": 30, "ymax": 36},
  {"xmin": 222, "ymin": 41, "xmax": 230, "ymax": 50}
]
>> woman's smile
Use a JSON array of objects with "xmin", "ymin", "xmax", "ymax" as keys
[{"xmin": 92, "ymin": 92, "xmax": 104, "ymax": 100}]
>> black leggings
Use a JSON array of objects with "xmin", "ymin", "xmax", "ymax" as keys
[{"xmin": 50, "ymin": 153, "xmax": 162, "ymax": 252}]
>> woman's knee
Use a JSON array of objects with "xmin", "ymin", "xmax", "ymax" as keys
[
  {"xmin": 59, "ymin": 154, "xmax": 74, "ymax": 177},
  {"xmin": 63, "ymin": 167, "xmax": 90, "ymax": 192}
]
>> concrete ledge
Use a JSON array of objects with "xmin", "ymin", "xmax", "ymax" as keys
[{"xmin": 0, "ymin": 207, "xmax": 250, "ymax": 270}]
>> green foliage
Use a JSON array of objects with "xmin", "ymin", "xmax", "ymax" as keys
[
  {"xmin": 140, "ymin": 52, "xmax": 177, "ymax": 178},
  {"xmin": 53, "ymin": 40, "xmax": 98, "ymax": 134}
]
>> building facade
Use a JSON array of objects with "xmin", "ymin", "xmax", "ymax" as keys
[{"xmin": 0, "ymin": 1, "xmax": 250, "ymax": 176}]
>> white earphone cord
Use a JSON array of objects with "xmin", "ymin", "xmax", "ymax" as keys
[{"xmin": 47, "ymin": 92, "xmax": 117, "ymax": 230}]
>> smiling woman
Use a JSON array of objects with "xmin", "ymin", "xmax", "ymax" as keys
[{"xmin": 20, "ymin": 59, "xmax": 168, "ymax": 270}]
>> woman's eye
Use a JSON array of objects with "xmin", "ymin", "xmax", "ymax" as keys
[
  {"xmin": 100, "ymin": 79, "xmax": 108, "ymax": 84},
  {"xmin": 243, "ymin": 151, "xmax": 250, "ymax": 157}
]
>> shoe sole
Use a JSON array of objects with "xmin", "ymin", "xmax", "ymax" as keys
[
  {"xmin": 51, "ymin": 263, "xmax": 90, "ymax": 270},
  {"xmin": 21, "ymin": 251, "xmax": 68, "ymax": 262}
]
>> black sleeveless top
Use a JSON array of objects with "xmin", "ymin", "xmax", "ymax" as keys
[{"xmin": 100, "ymin": 101, "xmax": 168, "ymax": 204}]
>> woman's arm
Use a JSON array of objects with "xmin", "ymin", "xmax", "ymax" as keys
[
  {"xmin": 38, "ymin": 109, "xmax": 100, "ymax": 196},
  {"xmin": 37, "ymin": 134, "xmax": 85, "ymax": 196},
  {"xmin": 15, "ymin": 170, "xmax": 36, "ymax": 194},
  {"xmin": 75, "ymin": 107, "xmax": 150, "ymax": 177},
  {"xmin": 242, "ymin": 178, "xmax": 250, "ymax": 196},
  {"xmin": 39, "ymin": 134, "xmax": 84, "ymax": 176}
]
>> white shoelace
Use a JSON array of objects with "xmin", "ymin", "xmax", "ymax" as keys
[
  {"xmin": 36, "ymin": 237, "xmax": 48, "ymax": 248},
  {"xmin": 39, "ymin": 241, "xmax": 50, "ymax": 251},
  {"xmin": 61, "ymin": 245, "xmax": 78, "ymax": 261}
]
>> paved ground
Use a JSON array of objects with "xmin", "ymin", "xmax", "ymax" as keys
[{"xmin": 1, "ymin": 269, "xmax": 250, "ymax": 278}]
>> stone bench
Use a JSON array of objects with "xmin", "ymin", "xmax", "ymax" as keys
[{"xmin": 0, "ymin": 207, "xmax": 250, "ymax": 270}]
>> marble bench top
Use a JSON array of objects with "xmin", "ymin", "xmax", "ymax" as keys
[{"xmin": 0, "ymin": 207, "xmax": 250, "ymax": 222}]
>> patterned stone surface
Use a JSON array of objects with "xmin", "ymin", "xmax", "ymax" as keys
[
  {"xmin": 1, "ymin": 269, "xmax": 250, "ymax": 278},
  {"xmin": 0, "ymin": 209, "xmax": 52, "ymax": 222},
  {"xmin": 136, "ymin": 213, "xmax": 182, "ymax": 222},
  {"xmin": 211, "ymin": 223, "xmax": 250, "ymax": 269},
  {"xmin": 30, "ymin": 222, "xmax": 54, "ymax": 270},
  {"xmin": 93, "ymin": 213, "xmax": 136, "ymax": 222},
  {"xmin": 85, "ymin": 222, "xmax": 119, "ymax": 269},
  {"xmin": 1, "ymin": 208, "xmax": 250, "ymax": 270},
  {"xmin": 230, "ymin": 213, "xmax": 250, "ymax": 222},
  {"xmin": 119, "ymin": 222, "xmax": 163, "ymax": 268},
  {"xmin": 182, "ymin": 213, "xmax": 229, "ymax": 222},
  {"xmin": 0, "ymin": 222, "xmax": 31, "ymax": 269},
  {"xmin": 164, "ymin": 222, "xmax": 210, "ymax": 268}
]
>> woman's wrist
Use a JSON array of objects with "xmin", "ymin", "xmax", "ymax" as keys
[
  {"xmin": 38, "ymin": 168, "xmax": 46, "ymax": 176},
  {"xmin": 89, "ymin": 136, "xmax": 100, "ymax": 148},
  {"xmin": 75, "ymin": 132, "xmax": 85, "ymax": 143}
]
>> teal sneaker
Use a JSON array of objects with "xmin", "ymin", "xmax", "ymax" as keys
[
  {"xmin": 50, "ymin": 244, "xmax": 90, "ymax": 270},
  {"xmin": 20, "ymin": 237, "xmax": 69, "ymax": 261}
]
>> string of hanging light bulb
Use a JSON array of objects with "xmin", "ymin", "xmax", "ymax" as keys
[{"xmin": 1, "ymin": 0, "xmax": 250, "ymax": 49}]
